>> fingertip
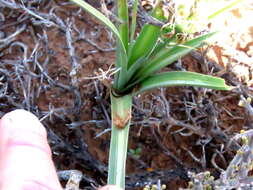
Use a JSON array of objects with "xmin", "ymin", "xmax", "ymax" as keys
[
  {"xmin": 0, "ymin": 109, "xmax": 46, "ymax": 136},
  {"xmin": 2, "ymin": 109, "xmax": 39, "ymax": 121},
  {"xmin": 0, "ymin": 109, "xmax": 62, "ymax": 190},
  {"xmin": 0, "ymin": 109, "xmax": 50, "ymax": 155},
  {"xmin": 98, "ymin": 185, "xmax": 123, "ymax": 190}
]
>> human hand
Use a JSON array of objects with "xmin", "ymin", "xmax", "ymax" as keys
[{"xmin": 0, "ymin": 110, "xmax": 121, "ymax": 190}]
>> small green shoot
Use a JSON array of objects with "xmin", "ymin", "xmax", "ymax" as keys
[{"xmin": 128, "ymin": 147, "xmax": 142, "ymax": 159}]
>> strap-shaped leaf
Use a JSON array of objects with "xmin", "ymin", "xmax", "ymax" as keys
[
  {"xmin": 134, "ymin": 71, "xmax": 231, "ymax": 95},
  {"xmin": 114, "ymin": 57, "xmax": 146, "ymax": 94},
  {"xmin": 117, "ymin": 0, "xmax": 129, "ymax": 52},
  {"xmin": 70, "ymin": 0, "xmax": 126, "ymax": 55},
  {"xmin": 129, "ymin": 0, "xmax": 138, "ymax": 53},
  {"xmin": 127, "ymin": 1, "xmax": 165, "ymax": 68},
  {"xmin": 132, "ymin": 32, "xmax": 216, "ymax": 82},
  {"xmin": 115, "ymin": 43, "xmax": 128, "ymax": 90},
  {"xmin": 208, "ymin": 0, "xmax": 243, "ymax": 19}
]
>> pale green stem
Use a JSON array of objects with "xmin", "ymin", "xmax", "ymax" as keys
[{"xmin": 108, "ymin": 92, "xmax": 132, "ymax": 189}]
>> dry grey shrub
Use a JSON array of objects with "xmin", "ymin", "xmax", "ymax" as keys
[{"xmin": 180, "ymin": 130, "xmax": 253, "ymax": 190}]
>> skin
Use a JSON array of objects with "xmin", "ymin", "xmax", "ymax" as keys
[{"xmin": 0, "ymin": 109, "xmax": 121, "ymax": 190}]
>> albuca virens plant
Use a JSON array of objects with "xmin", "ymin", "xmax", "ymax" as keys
[{"xmin": 69, "ymin": 0, "xmax": 234, "ymax": 189}]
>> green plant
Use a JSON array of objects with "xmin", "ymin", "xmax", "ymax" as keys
[
  {"xmin": 128, "ymin": 147, "xmax": 142, "ymax": 159},
  {"xmin": 69, "ymin": 0, "xmax": 234, "ymax": 189}
]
